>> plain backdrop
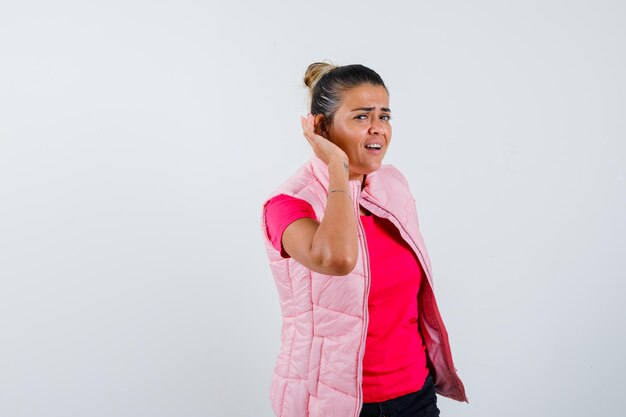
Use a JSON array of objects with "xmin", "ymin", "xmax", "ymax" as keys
[{"xmin": 1, "ymin": 1, "xmax": 625, "ymax": 416}]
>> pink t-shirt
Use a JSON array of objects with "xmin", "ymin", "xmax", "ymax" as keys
[{"xmin": 264, "ymin": 194, "xmax": 430, "ymax": 402}]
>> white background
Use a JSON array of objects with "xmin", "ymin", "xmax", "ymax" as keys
[{"xmin": 1, "ymin": 1, "xmax": 624, "ymax": 416}]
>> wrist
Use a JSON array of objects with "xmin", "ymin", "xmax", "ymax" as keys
[
  {"xmin": 327, "ymin": 156, "xmax": 349, "ymax": 171},
  {"xmin": 328, "ymin": 188, "xmax": 352, "ymax": 200}
]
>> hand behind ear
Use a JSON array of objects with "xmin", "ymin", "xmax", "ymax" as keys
[{"xmin": 301, "ymin": 113, "xmax": 348, "ymax": 166}]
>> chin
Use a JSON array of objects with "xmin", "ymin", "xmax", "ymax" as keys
[{"xmin": 367, "ymin": 162, "xmax": 383, "ymax": 172}]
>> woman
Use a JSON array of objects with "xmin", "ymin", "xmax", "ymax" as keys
[{"xmin": 260, "ymin": 62, "xmax": 467, "ymax": 417}]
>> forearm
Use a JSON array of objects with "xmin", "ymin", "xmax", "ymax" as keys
[{"xmin": 310, "ymin": 158, "xmax": 359, "ymax": 274}]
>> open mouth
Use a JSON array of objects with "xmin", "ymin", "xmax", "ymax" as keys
[{"xmin": 364, "ymin": 143, "xmax": 382, "ymax": 150}]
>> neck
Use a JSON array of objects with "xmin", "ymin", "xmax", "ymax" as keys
[{"xmin": 349, "ymin": 173, "xmax": 365, "ymax": 184}]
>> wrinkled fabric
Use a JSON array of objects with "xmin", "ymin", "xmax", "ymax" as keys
[{"xmin": 260, "ymin": 154, "xmax": 467, "ymax": 417}]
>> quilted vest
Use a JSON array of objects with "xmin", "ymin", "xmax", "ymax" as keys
[{"xmin": 260, "ymin": 154, "xmax": 467, "ymax": 417}]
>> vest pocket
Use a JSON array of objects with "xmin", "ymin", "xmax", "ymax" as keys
[{"xmin": 307, "ymin": 336, "xmax": 324, "ymax": 396}]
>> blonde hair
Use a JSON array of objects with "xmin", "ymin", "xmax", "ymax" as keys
[{"xmin": 303, "ymin": 61, "xmax": 338, "ymax": 91}]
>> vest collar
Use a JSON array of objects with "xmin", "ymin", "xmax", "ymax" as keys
[{"xmin": 308, "ymin": 153, "xmax": 409, "ymax": 226}]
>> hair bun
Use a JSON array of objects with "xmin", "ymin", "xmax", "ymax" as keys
[{"xmin": 304, "ymin": 61, "xmax": 338, "ymax": 90}]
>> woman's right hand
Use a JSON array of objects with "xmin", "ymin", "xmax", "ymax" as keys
[{"xmin": 301, "ymin": 113, "xmax": 348, "ymax": 166}]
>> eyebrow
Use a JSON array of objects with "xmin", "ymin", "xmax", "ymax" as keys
[{"xmin": 350, "ymin": 106, "xmax": 391, "ymax": 112}]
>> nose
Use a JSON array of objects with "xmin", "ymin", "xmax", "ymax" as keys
[{"xmin": 369, "ymin": 119, "xmax": 383, "ymax": 135}]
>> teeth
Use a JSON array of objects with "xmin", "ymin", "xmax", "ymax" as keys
[{"xmin": 365, "ymin": 144, "xmax": 382, "ymax": 149}]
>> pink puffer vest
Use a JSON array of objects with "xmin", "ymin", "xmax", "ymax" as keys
[{"xmin": 260, "ymin": 154, "xmax": 467, "ymax": 417}]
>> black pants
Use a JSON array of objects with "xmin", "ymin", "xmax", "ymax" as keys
[{"xmin": 359, "ymin": 375, "xmax": 440, "ymax": 417}]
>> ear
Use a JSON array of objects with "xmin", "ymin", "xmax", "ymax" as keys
[{"xmin": 313, "ymin": 114, "xmax": 328, "ymax": 138}]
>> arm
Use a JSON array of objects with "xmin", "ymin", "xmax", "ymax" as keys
[{"xmin": 281, "ymin": 115, "xmax": 359, "ymax": 276}]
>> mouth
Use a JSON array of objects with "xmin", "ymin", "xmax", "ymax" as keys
[{"xmin": 364, "ymin": 143, "xmax": 383, "ymax": 153}]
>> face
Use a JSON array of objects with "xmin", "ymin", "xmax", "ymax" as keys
[{"xmin": 318, "ymin": 84, "xmax": 392, "ymax": 183}]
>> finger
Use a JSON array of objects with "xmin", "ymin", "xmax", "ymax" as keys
[
  {"xmin": 303, "ymin": 123, "xmax": 317, "ymax": 142},
  {"xmin": 301, "ymin": 116, "xmax": 313, "ymax": 137},
  {"xmin": 301, "ymin": 125, "xmax": 316, "ymax": 147},
  {"xmin": 302, "ymin": 114, "xmax": 312, "ymax": 130},
  {"xmin": 306, "ymin": 113, "xmax": 315, "ymax": 131},
  {"xmin": 302, "ymin": 125, "xmax": 314, "ymax": 141}
]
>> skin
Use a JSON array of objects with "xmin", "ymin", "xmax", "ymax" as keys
[
  {"xmin": 281, "ymin": 83, "xmax": 392, "ymax": 275},
  {"xmin": 319, "ymin": 84, "xmax": 392, "ymax": 184}
]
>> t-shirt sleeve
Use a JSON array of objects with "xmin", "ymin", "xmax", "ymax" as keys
[{"xmin": 265, "ymin": 194, "xmax": 317, "ymax": 258}]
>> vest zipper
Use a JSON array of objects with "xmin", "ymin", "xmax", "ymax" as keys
[
  {"xmin": 353, "ymin": 181, "xmax": 371, "ymax": 417},
  {"xmin": 360, "ymin": 196, "xmax": 465, "ymax": 399}
]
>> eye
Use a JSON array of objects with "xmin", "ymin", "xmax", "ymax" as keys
[
  {"xmin": 381, "ymin": 114, "xmax": 392, "ymax": 121},
  {"xmin": 354, "ymin": 114, "xmax": 368, "ymax": 120}
]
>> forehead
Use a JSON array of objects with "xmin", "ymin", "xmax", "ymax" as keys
[{"xmin": 340, "ymin": 84, "xmax": 389, "ymax": 110}]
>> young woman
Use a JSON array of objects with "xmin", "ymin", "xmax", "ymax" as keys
[{"xmin": 260, "ymin": 62, "xmax": 467, "ymax": 417}]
